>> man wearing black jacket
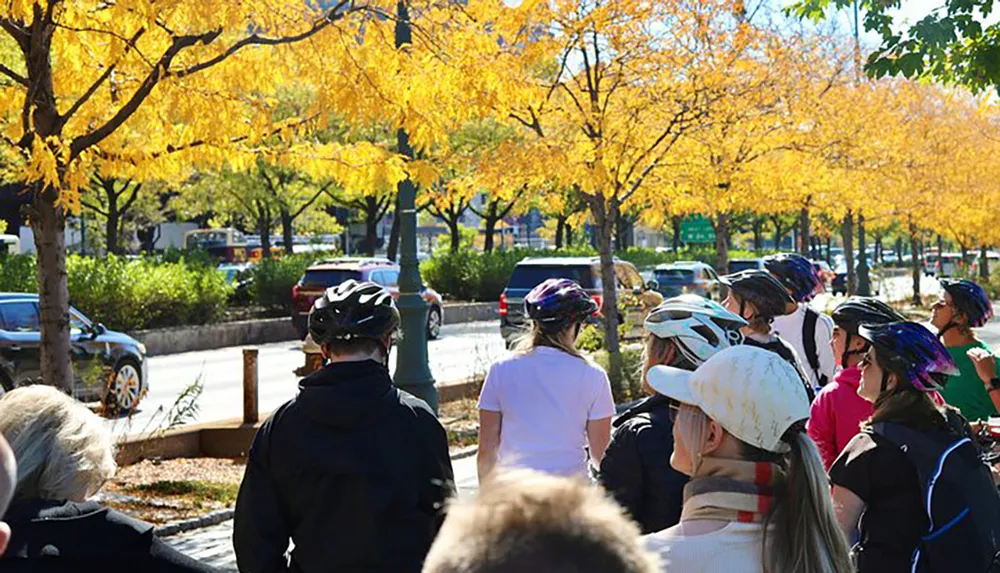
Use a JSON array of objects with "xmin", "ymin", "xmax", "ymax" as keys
[{"xmin": 234, "ymin": 280, "xmax": 454, "ymax": 573}]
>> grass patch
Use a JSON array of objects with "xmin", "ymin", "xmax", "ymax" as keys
[{"xmin": 125, "ymin": 480, "xmax": 239, "ymax": 507}]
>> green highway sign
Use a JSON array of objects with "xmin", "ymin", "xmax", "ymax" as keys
[{"xmin": 680, "ymin": 215, "xmax": 716, "ymax": 244}]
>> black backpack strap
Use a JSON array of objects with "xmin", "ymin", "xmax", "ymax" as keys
[{"xmin": 802, "ymin": 308, "xmax": 827, "ymax": 386}]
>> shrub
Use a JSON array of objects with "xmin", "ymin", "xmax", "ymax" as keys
[
  {"xmin": 0, "ymin": 254, "xmax": 232, "ymax": 331},
  {"xmin": 67, "ymin": 254, "xmax": 232, "ymax": 331},
  {"xmin": 248, "ymin": 252, "xmax": 335, "ymax": 311},
  {"xmin": 0, "ymin": 254, "xmax": 37, "ymax": 293}
]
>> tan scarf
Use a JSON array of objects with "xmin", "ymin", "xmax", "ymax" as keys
[{"xmin": 680, "ymin": 457, "xmax": 787, "ymax": 524}]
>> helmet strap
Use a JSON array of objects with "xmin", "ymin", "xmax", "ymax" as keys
[
  {"xmin": 841, "ymin": 334, "xmax": 868, "ymax": 369},
  {"xmin": 937, "ymin": 321, "xmax": 957, "ymax": 340}
]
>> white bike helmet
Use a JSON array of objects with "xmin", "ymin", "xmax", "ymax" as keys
[{"xmin": 644, "ymin": 294, "xmax": 748, "ymax": 366}]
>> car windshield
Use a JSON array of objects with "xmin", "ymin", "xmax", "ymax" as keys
[
  {"xmin": 301, "ymin": 269, "xmax": 363, "ymax": 288},
  {"xmin": 655, "ymin": 268, "xmax": 694, "ymax": 281},
  {"xmin": 728, "ymin": 260, "xmax": 760, "ymax": 273},
  {"xmin": 507, "ymin": 265, "xmax": 597, "ymax": 289}
]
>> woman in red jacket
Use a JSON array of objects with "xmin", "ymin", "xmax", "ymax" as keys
[{"xmin": 807, "ymin": 298, "xmax": 905, "ymax": 469}]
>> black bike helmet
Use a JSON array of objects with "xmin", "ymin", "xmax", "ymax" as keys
[
  {"xmin": 939, "ymin": 279, "xmax": 994, "ymax": 334},
  {"xmin": 720, "ymin": 270, "xmax": 795, "ymax": 322},
  {"xmin": 832, "ymin": 297, "xmax": 906, "ymax": 369},
  {"xmin": 763, "ymin": 253, "xmax": 823, "ymax": 303},
  {"xmin": 308, "ymin": 280, "xmax": 400, "ymax": 346}
]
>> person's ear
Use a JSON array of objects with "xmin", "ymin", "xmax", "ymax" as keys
[
  {"xmin": 702, "ymin": 420, "xmax": 727, "ymax": 456},
  {"xmin": 851, "ymin": 338, "xmax": 868, "ymax": 352},
  {"xmin": 0, "ymin": 521, "xmax": 9, "ymax": 556}
]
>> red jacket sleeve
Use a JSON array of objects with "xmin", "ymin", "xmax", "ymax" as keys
[{"xmin": 807, "ymin": 390, "xmax": 838, "ymax": 471}]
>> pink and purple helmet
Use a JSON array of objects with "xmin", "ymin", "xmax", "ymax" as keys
[
  {"xmin": 524, "ymin": 278, "xmax": 599, "ymax": 333},
  {"xmin": 857, "ymin": 321, "xmax": 959, "ymax": 392}
]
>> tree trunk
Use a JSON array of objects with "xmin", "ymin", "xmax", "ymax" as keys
[
  {"xmin": 259, "ymin": 208, "xmax": 272, "ymax": 259},
  {"xmin": 842, "ymin": 211, "xmax": 856, "ymax": 295},
  {"xmin": 752, "ymin": 218, "xmax": 763, "ymax": 254},
  {"xmin": 448, "ymin": 218, "xmax": 460, "ymax": 253},
  {"xmin": 937, "ymin": 234, "xmax": 944, "ymax": 259},
  {"xmin": 799, "ymin": 206, "xmax": 810, "ymax": 256},
  {"xmin": 981, "ymin": 245, "xmax": 990, "ymax": 280},
  {"xmin": 826, "ymin": 236, "xmax": 833, "ymax": 265},
  {"xmin": 358, "ymin": 196, "xmax": 378, "ymax": 256},
  {"xmin": 910, "ymin": 222, "xmax": 922, "ymax": 306},
  {"xmin": 32, "ymin": 191, "xmax": 73, "ymax": 391},
  {"xmin": 715, "ymin": 213, "xmax": 731, "ymax": 275},
  {"xmin": 672, "ymin": 216, "xmax": 682, "ymax": 252},
  {"xmin": 857, "ymin": 211, "xmax": 871, "ymax": 296},
  {"xmin": 590, "ymin": 196, "xmax": 623, "ymax": 396},
  {"xmin": 874, "ymin": 237, "xmax": 882, "ymax": 263},
  {"xmin": 772, "ymin": 219, "xmax": 785, "ymax": 252},
  {"xmin": 105, "ymin": 205, "xmax": 119, "ymax": 256},
  {"xmin": 555, "ymin": 216, "xmax": 565, "ymax": 249},
  {"xmin": 280, "ymin": 208, "xmax": 295, "ymax": 255},
  {"xmin": 483, "ymin": 215, "xmax": 498, "ymax": 253},
  {"xmin": 960, "ymin": 243, "xmax": 969, "ymax": 264},
  {"xmin": 566, "ymin": 223, "xmax": 574, "ymax": 247}
]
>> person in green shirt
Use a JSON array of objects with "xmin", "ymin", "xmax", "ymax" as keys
[{"xmin": 931, "ymin": 278, "xmax": 999, "ymax": 422}]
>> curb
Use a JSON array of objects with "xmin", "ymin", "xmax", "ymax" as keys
[
  {"xmin": 155, "ymin": 508, "xmax": 235, "ymax": 537},
  {"xmin": 153, "ymin": 446, "xmax": 481, "ymax": 537}
]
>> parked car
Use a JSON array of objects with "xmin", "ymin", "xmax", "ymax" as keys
[
  {"xmin": 652, "ymin": 261, "xmax": 723, "ymax": 300},
  {"xmin": 923, "ymin": 251, "xmax": 939, "ymax": 276},
  {"xmin": 291, "ymin": 257, "xmax": 444, "ymax": 340},
  {"xmin": 934, "ymin": 253, "xmax": 966, "ymax": 278},
  {"xmin": 727, "ymin": 258, "xmax": 765, "ymax": 273},
  {"xmin": 219, "ymin": 263, "xmax": 253, "ymax": 305},
  {"xmin": 498, "ymin": 257, "xmax": 663, "ymax": 346},
  {"xmin": 0, "ymin": 294, "xmax": 149, "ymax": 412},
  {"xmin": 831, "ymin": 265, "xmax": 882, "ymax": 296}
]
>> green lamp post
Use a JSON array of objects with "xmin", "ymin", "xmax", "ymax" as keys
[{"xmin": 392, "ymin": 0, "xmax": 438, "ymax": 413}]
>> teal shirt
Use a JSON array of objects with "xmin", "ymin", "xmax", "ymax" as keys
[{"xmin": 941, "ymin": 341, "xmax": 998, "ymax": 422}]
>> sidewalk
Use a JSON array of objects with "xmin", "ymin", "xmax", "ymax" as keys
[{"xmin": 164, "ymin": 452, "xmax": 479, "ymax": 570}]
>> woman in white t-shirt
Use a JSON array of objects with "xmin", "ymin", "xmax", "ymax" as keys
[{"xmin": 477, "ymin": 278, "xmax": 616, "ymax": 480}]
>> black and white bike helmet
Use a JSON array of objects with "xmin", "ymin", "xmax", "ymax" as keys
[
  {"xmin": 644, "ymin": 294, "xmax": 748, "ymax": 366},
  {"xmin": 308, "ymin": 280, "xmax": 400, "ymax": 348}
]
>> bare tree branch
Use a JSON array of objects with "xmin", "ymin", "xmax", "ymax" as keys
[
  {"xmin": 61, "ymin": 28, "xmax": 147, "ymax": 126},
  {"xmin": 0, "ymin": 63, "xmax": 27, "ymax": 87}
]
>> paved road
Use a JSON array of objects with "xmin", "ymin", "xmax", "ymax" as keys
[
  {"xmin": 109, "ymin": 321, "xmax": 507, "ymax": 439},
  {"xmin": 165, "ymin": 454, "xmax": 480, "ymax": 572}
]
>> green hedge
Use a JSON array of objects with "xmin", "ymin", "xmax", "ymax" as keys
[
  {"xmin": 0, "ymin": 254, "xmax": 232, "ymax": 331},
  {"xmin": 419, "ymin": 246, "xmax": 764, "ymax": 301}
]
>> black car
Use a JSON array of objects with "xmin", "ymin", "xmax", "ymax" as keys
[
  {"xmin": 0, "ymin": 294, "xmax": 149, "ymax": 411},
  {"xmin": 499, "ymin": 257, "xmax": 663, "ymax": 346}
]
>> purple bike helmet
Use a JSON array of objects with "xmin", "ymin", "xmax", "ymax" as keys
[
  {"xmin": 857, "ymin": 321, "xmax": 959, "ymax": 393},
  {"xmin": 524, "ymin": 278, "xmax": 599, "ymax": 333},
  {"xmin": 763, "ymin": 253, "xmax": 823, "ymax": 303},
  {"xmin": 940, "ymin": 279, "xmax": 994, "ymax": 331}
]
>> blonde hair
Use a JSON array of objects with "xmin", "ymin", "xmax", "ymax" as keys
[
  {"xmin": 423, "ymin": 469, "xmax": 659, "ymax": 573},
  {"xmin": 511, "ymin": 321, "xmax": 584, "ymax": 359},
  {"xmin": 0, "ymin": 386, "xmax": 116, "ymax": 502},
  {"xmin": 674, "ymin": 406, "xmax": 853, "ymax": 573},
  {"xmin": 641, "ymin": 334, "xmax": 678, "ymax": 395}
]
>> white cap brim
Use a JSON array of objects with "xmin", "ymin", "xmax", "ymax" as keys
[{"xmin": 646, "ymin": 365, "xmax": 699, "ymax": 405}]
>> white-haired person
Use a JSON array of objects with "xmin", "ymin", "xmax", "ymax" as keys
[
  {"xmin": 642, "ymin": 345, "xmax": 852, "ymax": 573},
  {"xmin": 0, "ymin": 385, "xmax": 218, "ymax": 572}
]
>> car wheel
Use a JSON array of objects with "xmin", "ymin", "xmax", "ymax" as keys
[
  {"xmin": 427, "ymin": 306, "xmax": 442, "ymax": 340},
  {"xmin": 105, "ymin": 358, "xmax": 144, "ymax": 415}
]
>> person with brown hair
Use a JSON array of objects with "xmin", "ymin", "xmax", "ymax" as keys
[
  {"xmin": 830, "ymin": 321, "xmax": 1000, "ymax": 572},
  {"xmin": 643, "ymin": 345, "xmax": 852, "ymax": 573},
  {"xmin": 477, "ymin": 279, "xmax": 615, "ymax": 480},
  {"xmin": 422, "ymin": 469, "xmax": 659, "ymax": 573},
  {"xmin": 599, "ymin": 294, "xmax": 746, "ymax": 534}
]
